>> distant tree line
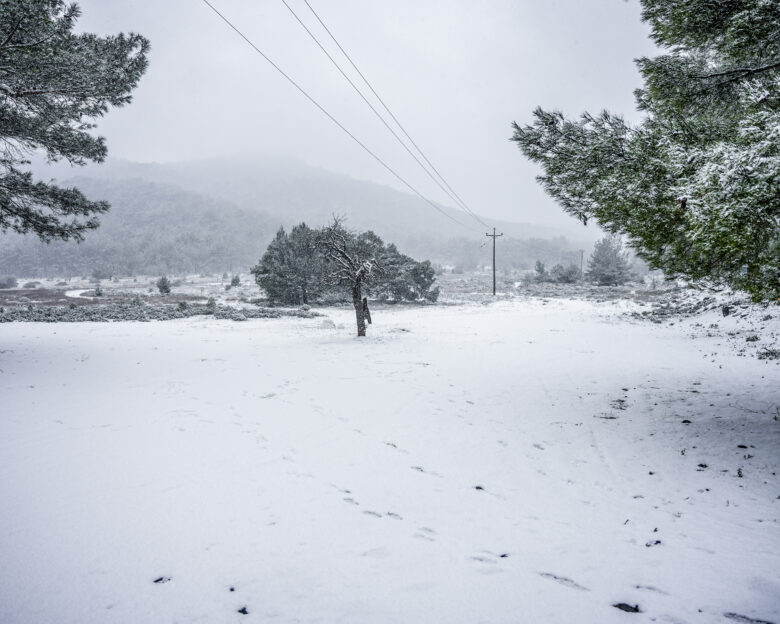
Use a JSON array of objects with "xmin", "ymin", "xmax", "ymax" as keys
[{"xmin": 418, "ymin": 235, "xmax": 583, "ymax": 274}]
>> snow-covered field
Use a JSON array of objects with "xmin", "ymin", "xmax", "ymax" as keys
[{"xmin": 1, "ymin": 299, "xmax": 778, "ymax": 624}]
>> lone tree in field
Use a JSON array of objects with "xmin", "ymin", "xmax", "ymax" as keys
[
  {"xmin": 586, "ymin": 235, "xmax": 633, "ymax": 286},
  {"xmin": 254, "ymin": 220, "xmax": 439, "ymax": 330},
  {"xmin": 511, "ymin": 0, "xmax": 780, "ymax": 301},
  {"xmin": 0, "ymin": 1, "xmax": 149, "ymax": 242},
  {"xmin": 251, "ymin": 223, "xmax": 325, "ymax": 305},
  {"xmin": 317, "ymin": 219, "xmax": 384, "ymax": 337},
  {"xmin": 156, "ymin": 275, "xmax": 171, "ymax": 295}
]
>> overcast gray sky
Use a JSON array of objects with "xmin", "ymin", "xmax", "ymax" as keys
[{"xmin": 74, "ymin": 0, "xmax": 657, "ymax": 229}]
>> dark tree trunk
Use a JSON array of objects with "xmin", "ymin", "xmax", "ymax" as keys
[
  {"xmin": 362, "ymin": 297, "xmax": 372, "ymax": 324},
  {"xmin": 352, "ymin": 283, "xmax": 366, "ymax": 336}
]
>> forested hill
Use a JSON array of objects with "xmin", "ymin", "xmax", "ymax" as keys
[
  {"xmin": 2, "ymin": 159, "xmax": 594, "ymax": 278},
  {"xmin": 0, "ymin": 178, "xmax": 275, "ymax": 278},
  {"xmin": 37, "ymin": 157, "xmax": 598, "ymax": 242}
]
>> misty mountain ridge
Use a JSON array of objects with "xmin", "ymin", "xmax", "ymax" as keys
[
  {"xmin": 1, "ymin": 158, "xmax": 594, "ymax": 277},
  {"xmin": 34, "ymin": 156, "xmax": 598, "ymax": 244}
]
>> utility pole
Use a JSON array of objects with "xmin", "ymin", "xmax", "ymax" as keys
[{"xmin": 486, "ymin": 228, "xmax": 503, "ymax": 295}]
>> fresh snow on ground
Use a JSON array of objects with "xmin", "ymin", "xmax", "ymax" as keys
[
  {"xmin": 1, "ymin": 298, "xmax": 778, "ymax": 623},
  {"xmin": 63, "ymin": 289, "xmax": 94, "ymax": 299}
]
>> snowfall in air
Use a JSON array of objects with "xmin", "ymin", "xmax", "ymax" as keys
[{"xmin": 0, "ymin": 296, "xmax": 778, "ymax": 624}]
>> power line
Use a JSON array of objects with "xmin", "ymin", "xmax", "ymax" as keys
[
  {"xmin": 279, "ymin": 0, "xmax": 484, "ymax": 228},
  {"xmin": 200, "ymin": 0, "xmax": 472, "ymax": 231},
  {"xmin": 301, "ymin": 0, "xmax": 491, "ymax": 230}
]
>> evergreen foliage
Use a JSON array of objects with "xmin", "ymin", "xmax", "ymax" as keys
[
  {"xmin": 550, "ymin": 263, "xmax": 581, "ymax": 284},
  {"xmin": 511, "ymin": 0, "xmax": 780, "ymax": 300},
  {"xmin": 586, "ymin": 235, "xmax": 633, "ymax": 286},
  {"xmin": 375, "ymin": 243, "xmax": 439, "ymax": 303},
  {"xmin": 251, "ymin": 221, "xmax": 439, "ymax": 308},
  {"xmin": 534, "ymin": 259, "xmax": 581, "ymax": 284},
  {"xmin": 0, "ymin": 1, "xmax": 149, "ymax": 242},
  {"xmin": 251, "ymin": 223, "xmax": 325, "ymax": 305},
  {"xmin": 156, "ymin": 275, "xmax": 171, "ymax": 295}
]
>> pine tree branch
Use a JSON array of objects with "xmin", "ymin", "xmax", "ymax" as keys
[
  {"xmin": 694, "ymin": 59, "xmax": 780, "ymax": 81},
  {"xmin": 0, "ymin": 18, "xmax": 24, "ymax": 50}
]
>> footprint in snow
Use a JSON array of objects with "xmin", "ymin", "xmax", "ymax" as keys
[
  {"xmin": 363, "ymin": 510, "xmax": 382, "ymax": 518},
  {"xmin": 413, "ymin": 527, "xmax": 437, "ymax": 542},
  {"xmin": 723, "ymin": 612, "xmax": 777, "ymax": 624},
  {"xmin": 613, "ymin": 603, "xmax": 641, "ymax": 613},
  {"xmin": 634, "ymin": 584, "xmax": 669, "ymax": 595},
  {"xmin": 385, "ymin": 441, "xmax": 409, "ymax": 454},
  {"xmin": 471, "ymin": 551, "xmax": 510, "ymax": 564},
  {"xmin": 411, "ymin": 465, "xmax": 442, "ymax": 477},
  {"xmin": 538, "ymin": 572, "xmax": 589, "ymax": 591},
  {"xmin": 153, "ymin": 576, "xmax": 171, "ymax": 584}
]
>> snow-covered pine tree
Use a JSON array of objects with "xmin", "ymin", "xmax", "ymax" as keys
[
  {"xmin": 376, "ymin": 243, "xmax": 439, "ymax": 303},
  {"xmin": 586, "ymin": 235, "xmax": 633, "ymax": 286},
  {"xmin": 511, "ymin": 0, "xmax": 780, "ymax": 301},
  {"xmin": 0, "ymin": 1, "xmax": 149, "ymax": 241},
  {"xmin": 156, "ymin": 276, "xmax": 171, "ymax": 295}
]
